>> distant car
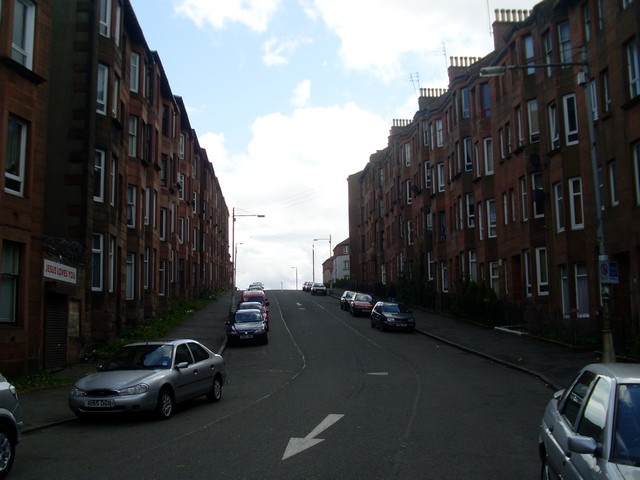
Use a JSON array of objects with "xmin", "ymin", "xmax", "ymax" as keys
[
  {"xmin": 68, "ymin": 339, "xmax": 226, "ymax": 420},
  {"xmin": 302, "ymin": 281, "xmax": 313, "ymax": 292},
  {"xmin": 227, "ymin": 309, "xmax": 268, "ymax": 346},
  {"xmin": 340, "ymin": 291, "xmax": 355, "ymax": 310},
  {"xmin": 370, "ymin": 302, "xmax": 415, "ymax": 332},
  {"xmin": 0, "ymin": 372, "xmax": 23, "ymax": 479},
  {"xmin": 539, "ymin": 363, "xmax": 640, "ymax": 479},
  {"xmin": 311, "ymin": 282, "xmax": 327, "ymax": 295},
  {"xmin": 350, "ymin": 293, "xmax": 375, "ymax": 317},
  {"xmin": 247, "ymin": 282, "xmax": 264, "ymax": 291},
  {"xmin": 241, "ymin": 290, "xmax": 269, "ymax": 316},
  {"xmin": 238, "ymin": 301, "xmax": 269, "ymax": 330}
]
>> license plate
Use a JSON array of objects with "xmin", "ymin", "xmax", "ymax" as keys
[
  {"xmin": 240, "ymin": 334, "xmax": 254, "ymax": 339},
  {"xmin": 85, "ymin": 399, "xmax": 115, "ymax": 408},
  {"xmin": 396, "ymin": 323, "xmax": 407, "ymax": 327}
]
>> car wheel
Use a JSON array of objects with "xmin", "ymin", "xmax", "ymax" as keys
[
  {"xmin": 206, "ymin": 376, "xmax": 223, "ymax": 403},
  {"xmin": 0, "ymin": 423, "xmax": 16, "ymax": 479},
  {"xmin": 155, "ymin": 388, "xmax": 175, "ymax": 420},
  {"xmin": 379, "ymin": 322, "xmax": 386, "ymax": 332},
  {"xmin": 370, "ymin": 317, "xmax": 375, "ymax": 328}
]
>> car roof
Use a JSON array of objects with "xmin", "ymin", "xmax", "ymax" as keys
[{"xmin": 584, "ymin": 363, "xmax": 640, "ymax": 382}]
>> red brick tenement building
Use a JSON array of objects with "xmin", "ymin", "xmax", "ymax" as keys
[
  {"xmin": 348, "ymin": 0, "xmax": 640, "ymax": 354},
  {"xmin": 1, "ymin": 0, "xmax": 230, "ymax": 376}
]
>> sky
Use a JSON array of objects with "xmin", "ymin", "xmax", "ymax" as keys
[{"xmin": 129, "ymin": 0, "xmax": 538, "ymax": 291}]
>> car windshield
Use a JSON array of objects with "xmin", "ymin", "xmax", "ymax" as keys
[
  {"xmin": 235, "ymin": 312, "xmax": 263, "ymax": 323},
  {"xmin": 239, "ymin": 303, "xmax": 262, "ymax": 310},
  {"xmin": 383, "ymin": 303, "xmax": 409, "ymax": 313},
  {"xmin": 244, "ymin": 296, "xmax": 265, "ymax": 304},
  {"xmin": 357, "ymin": 294, "xmax": 373, "ymax": 302},
  {"xmin": 611, "ymin": 384, "xmax": 640, "ymax": 466},
  {"xmin": 101, "ymin": 344, "xmax": 174, "ymax": 371}
]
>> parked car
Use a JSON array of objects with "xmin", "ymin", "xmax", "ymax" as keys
[
  {"xmin": 0, "ymin": 372, "xmax": 23, "ymax": 479},
  {"xmin": 302, "ymin": 281, "xmax": 313, "ymax": 292},
  {"xmin": 350, "ymin": 293, "xmax": 375, "ymax": 317},
  {"xmin": 370, "ymin": 302, "xmax": 415, "ymax": 332},
  {"xmin": 241, "ymin": 290, "xmax": 269, "ymax": 316},
  {"xmin": 310, "ymin": 282, "xmax": 327, "ymax": 295},
  {"xmin": 227, "ymin": 309, "xmax": 268, "ymax": 346},
  {"xmin": 340, "ymin": 291, "xmax": 355, "ymax": 310},
  {"xmin": 539, "ymin": 363, "xmax": 640, "ymax": 479},
  {"xmin": 68, "ymin": 339, "xmax": 226, "ymax": 420},
  {"xmin": 238, "ymin": 301, "xmax": 269, "ymax": 330}
]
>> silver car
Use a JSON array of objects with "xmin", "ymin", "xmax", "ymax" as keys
[
  {"xmin": 0, "ymin": 372, "xmax": 23, "ymax": 479},
  {"xmin": 539, "ymin": 363, "xmax": 640, "ymax": 479},
  {"xmin": 68, "ymin": 339, "xmax": 226, "ymax": 420}
]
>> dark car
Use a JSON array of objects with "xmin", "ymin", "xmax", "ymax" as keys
[
  {"xmin": 238, "ymin": 301, "xmax": 269, "ymax": 330},
  {"xmin": 340, "ymin": 291, "xmax": 355, "ymax": 310},
  {"xmin": 68, "ymin": 339, "xmax": 226, "ymax": 420},
  {"xmin": 0, "ymin": 372, "xmax": 23, "ymax": 479},
  {"xmin": 226, "ymin": 309, "xmax": 268, "ymax": 345},
  {"xmin": 350, "ymin": 293, "xmax": 375, "ymax": 317},
  {"xmin": 370, "ymin": 301, "xmax": 415, "ymax": 332},
  {"xmin": 539, "ymin": 363, "xmax": 640, "ymax": 479}
]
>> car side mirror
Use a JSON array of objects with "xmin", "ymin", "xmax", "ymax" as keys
[
  {"xmin": 567, "ymin": 435, "xmax": 598, "ymax": 455},
  {"xmin": 175, "ymin": 361, "xmax": 189, "ymax": 369}
]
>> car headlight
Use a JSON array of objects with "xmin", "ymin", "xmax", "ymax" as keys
[
  {"xmin": 70, "ymin": 386, "xmax": 86, "ymax": 397},
  {"xmin": 118, "ymin": 383, "xmax": 149, "ymax": 396}
]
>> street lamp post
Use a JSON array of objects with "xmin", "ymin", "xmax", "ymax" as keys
[
  {"xmin": 230, "ymin": 208, "xmax": 265, "ymax": 313},
  {"xmin": 291, "ymin": 266, "xmax": 298, "ymax": 290},
  {"xmin": 480, "ymin": 49, "xmax": 615, "ymax": 362}
]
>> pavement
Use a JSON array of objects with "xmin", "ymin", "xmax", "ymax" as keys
[{"xmin": 16, "ymin": 290, "xmax": 603, "ymax": 434}]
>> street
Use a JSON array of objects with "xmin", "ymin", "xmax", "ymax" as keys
[{"xmin": 11, "ymin": 290, "xmax": 551, "ymax": 479}]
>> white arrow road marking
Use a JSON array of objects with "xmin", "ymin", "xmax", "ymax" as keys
[{"xmin": 282, "ymin": 414, "xmax": 344, "ymax": 460}]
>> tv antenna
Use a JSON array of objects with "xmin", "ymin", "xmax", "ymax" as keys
[{"xmin": 409, "ymin": 72, "xmax": 420, "ymax": 95}]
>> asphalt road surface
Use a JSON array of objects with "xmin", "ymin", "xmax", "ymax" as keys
[{"xmin": 12, "ymin": 290, "xmax": 551, "ymax": 479}]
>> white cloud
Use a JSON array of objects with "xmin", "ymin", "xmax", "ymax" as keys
[
  {"xmin": 200, "ymin": 101, "xmax": 390, "ymax": 289},
  {"xmin": 174, "ymin": 0, "xmax": 281, "ymax": 32},
  {"xmin": 291, "ymin": 79, "xmax": 311, "ymax": 107}
]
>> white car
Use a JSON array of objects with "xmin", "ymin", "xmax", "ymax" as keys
[
  {"xmin": 310, "ymin": 282, "xmax": 327, "ymax": 295},
  {"xmin": 539, "ymin": 363, "xmax": 640, "ymax": 479},
  {"xmin": 0, "ymin": 372, "xmax": 23, "ymax": 478}
]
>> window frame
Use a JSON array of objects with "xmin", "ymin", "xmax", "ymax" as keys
[
  {"xmin": 11, "ymin": 0, "xmax": 35, "ymax": 69},
  {"xmin": 5, "ymin": 116, "xmax": 27, "ymax": 197}
]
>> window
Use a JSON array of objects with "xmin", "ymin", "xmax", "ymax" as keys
[
  {"xmin": 554, "ymin": 182, "xmax": 565, "ymax": 232},
  {"xmin": 159, "ymin": 259, "xmax": 166, "ymax": 296},
  {"xmin": 435, "ymin": 119, "xmax": 443, "ymax": 147},
  {"xmin": 569, "ymin": 177, "xmax": 584, "ymax": 229},
  {"xmin": 466, "ymin": 194, "xmax": 475, "ymax": 228},
  {"xmin": 128, "ymin": 115, "xmax": 138, "ymax": 157},
  {"xmin": 126, "ymin": 185, "xmax": 136, "ymax": 228},
  {"xmin": 542, "ymin": 31, "xmax": 553, "ymax": 77},
  {"xmin": 461, "ymin": 88, "xmax": 470, "ymax": 118},
  {"xmin": 441, "ymin": 261, "xmax": 449, "ymax": 292},
  {"xmin": 627, "ymin": 39, "xmax": 640, "ymax": 99},
  {"xmin": 590, "ymin": 80, "xmax": 599, "ymax": 121},
  {"xmin": 108, "ymin": 235, "xmax": 115, "ymax": 293},
  {"xmin": 481, "ymin": 83, "xmax": 491, "ymax": 117},
  {"xmin": 144, "ymin": 187, "xmax": 151, "ymax": 225},
  {"xmin": 560, "ymin": 265, "xmax": 570, "ymax": 317},
  {"xmin": 609, "ymin": 160, "xmax": 619, "ymax": 206},
  {"xmin": 575, "ymin": 263, "xmax": 589, "ymax": 317},
  {"xmin": 523, "ymin": 250, "xmax": 532, "ymax": 297},
  {"xmin": 143, "ymin": 247, "xmax": 150, "ymax": 289},
  {"xmin": 536, "ymin": 247, "xmax": 549, "ymax": 295},
  {"xmin": 92, "ymin": 234, "xmax": 103, "ymax": 291},
  {"xmin": 177, "ymin": 172, "xmax": 185, "ymax": 200},
  {"xmin": 192, "ymin": 191, "xmax": 198, "ymax": 214},
  {"xmin": 404, "ymin": 143, "xmax": 411, "ymax": 166},
  {"xmin": 478, "ymin": 202, "xmax": 484, "ymax": 240},
  {"xmin": 178, "ymin": 217, "xmax": 184, "ymax": 244},
  {"xmin": 405, "ymin": 179, "xmax": 412, "ymax": 205},
  {"xmin": 96, "ymin": 64, "xmax": 109, "ymax": 114},
  {"xmin": 94, "ymin": 149, "xmax": 105, "ymax": 202},
  {"xmin": 516, "ymin": 106, "xmax": 524, "ymax": 147},
  {"xmin": 548, "ymin": 102, "xmax": 560, "ymax": 149},
  {"xmin": 99, "ymin": 0, "xmax": 111, "ymax": 37},
  {"xmin": 407, "ymin": 220, "xmax": 413, "ymax": 246},
  {"xmin": 11, "ymin": 0, "xmax": 35, "ymax": 69},
  {"xmin": 130, "ymin": 52, "xmax": 140, "ymax": 93},
  {"xmin": 179, "ymin": 134, "xmax": 185, "ymax": 159},
  {"xmin": 562, "ymin": 371, "xmax": 597, "ymax": 427},
  {"xmin": 582, "ymin": 4, "xmax": 591, "ymax": 43},
  {"xmin": 577, "ymin": 377, "xmax": 610, "ymax": 442},
  {"xmin": 0, "ymin": 242, "xmax": 21, "ymax": 324},
  {"xmin": 487, "ymin": 199, "xmax": 497, "ymax": 238},
  {"xmin": 597, "ymin": 0, "xmax": 604, "ymax": 30},
  {"xmin": 563, "ymin": 94, "xmax": 579, "ymax": 145},
  {"xmin": 463, "ymin": 137, "xmax": 473, "ymax": 172},
  {"xmin": 524, "ymin": 35, "xmax": 535, "ymax": 75},
  {"xmin": 468, "ymin": 250, "xmax": 477, "ymax": 282},
  {"xmin": 634, "ymin": 142, "xmax": 640, "ymax": 205},
  {"xmin": 424, "ymin": 162, "xmax": 431, "ymax": 191},
  {"xmin": 503, "ymin": 192, "xmax": 508, "ymax": 225},
  {"xmin": 520, "ymin": 176, "xmax": 529, "ymax": 221},
  {"xmin": 623, "ymin": 0, "xmax": 635, "ymax": 9},
  {"xmin": 110, "ymin": 157, "xmax": 116, "ymax": 206},
  {"xmin": 601, "ymin": 70, "xmax": 611, "ymax": 114},
  {"xmin": 125, "ymin": 253, "xmax": 135, "ymax": 300},
  {"xmin": 558, "ymin": 21, "xmax": 573, "ymax": 64},
  {"xmin": 114, "ymin": 1, "xmax": 122, "ymax": 46},
  {"xmin": 532, "ymin": 172, "xmax": 544, "ymax": 218},
  {"xmin": 484, "ymin": 137, "xmax": 494, "ymax": 174},
  {"xmin": 437, "ymin": 163, "xmax": 446, "ymax": 192},
  {"xmin": 112, "ymin": 75, "xmax": 119, "ymax": 118},
  {"xmin": 5, "ymin": 116, "xmax": 27, "ymax": 196},
  {"xmin": 528, "ymin": 100, "xmax": 540, "ymax": 143},
  {"xmin": 490, "ymin": 261, "xmax": 500, "ymax": 295}
]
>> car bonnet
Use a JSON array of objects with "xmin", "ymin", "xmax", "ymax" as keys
[{"xmin": 75, "ymin": 369, "xmax": 168, "ymax": 390}]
